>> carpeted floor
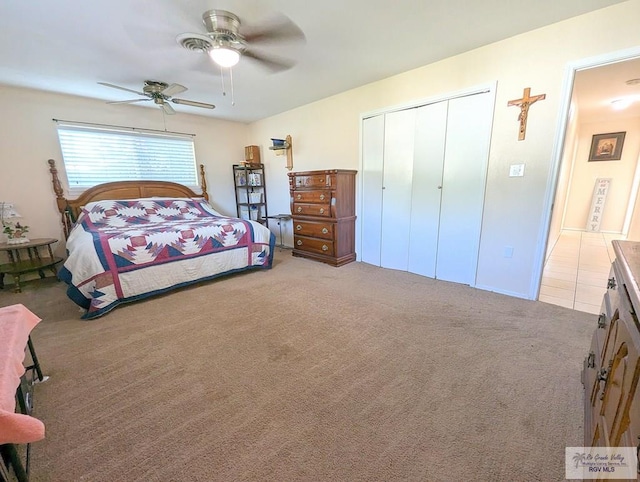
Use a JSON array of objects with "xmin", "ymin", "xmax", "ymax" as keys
[{"xmin": 0, "ymin": 250, "xmax": 595, "ymax": 481}]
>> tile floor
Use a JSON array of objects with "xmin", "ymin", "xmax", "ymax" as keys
[{"xmin": 539, "ymin": 230, "xmax": 624, "ymax": 314}]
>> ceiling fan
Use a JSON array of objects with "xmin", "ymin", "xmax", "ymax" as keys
[
  {"xmin": 176, "ymin": 9, "xmax": 305, "ymax": 72},
  {"xmin": 98, "ymin": 80, "xmax": 215, "ymax": 114}
]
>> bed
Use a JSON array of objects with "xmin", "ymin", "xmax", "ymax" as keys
[{"xmin": 48, "ymin": 159, "xmax": 275, "ymax": 319}]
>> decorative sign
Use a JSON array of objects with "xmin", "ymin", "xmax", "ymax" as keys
[{"xmin": 586, "ymin": 178, "xmax": 611, "ymax": 232}]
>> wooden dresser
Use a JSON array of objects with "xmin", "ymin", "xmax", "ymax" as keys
[
  {"xmin": 288, "ymin": 169, "xmax": 357, "ymax": 266},
  {"xmin": 582, "ymin": 240, "xmax": 640, "ymax": 464}
]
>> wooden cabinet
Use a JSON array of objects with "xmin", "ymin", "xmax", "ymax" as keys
[
  {"xmin": 233, "ymin": 164, "xmax": 268, "ymax": 226},
  {"xmin": 583, "ymin": 241, "xmax": 640, "ymax": 471},
  {"xmin": 288, "ymin": 169, "xmax": 357, "ymax": 266}
]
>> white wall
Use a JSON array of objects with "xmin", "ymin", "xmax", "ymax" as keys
[
  {"xmin": 248, "ymin": 0, "xmax": 640, "ymax": 299},
  {"xmin": 0, "ymin": 85, "xmax": 249, "ymax": 261},
  {"xmin": 563, "ymin": 118, "xmax": 640, "ymax": 232},
  {"xmin": 3, "ymin": 2, "xmax": 640, "ymax": 299}
]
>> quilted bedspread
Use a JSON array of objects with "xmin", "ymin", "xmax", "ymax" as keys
[{"xmin": 59, "ymin": 198, "xmax": 275, "ymax": 319}]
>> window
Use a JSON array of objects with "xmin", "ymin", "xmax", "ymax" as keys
[{"xmin": 56, "ymin": 122, "xmax": 198, "ymax": 194}]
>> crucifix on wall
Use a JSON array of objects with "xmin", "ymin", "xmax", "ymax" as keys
[{"xmin": 507, "ymin": 87, "xmax": 546, "ymax": 141}]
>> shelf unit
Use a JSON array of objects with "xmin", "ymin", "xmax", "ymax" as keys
[{"xmin": 233, "ymin": 163, "xmax": 269, "ymax": 227}]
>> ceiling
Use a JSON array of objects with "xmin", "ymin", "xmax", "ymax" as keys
[
  {"xmin": 573, "ymin": 58, "xmax": 640, "ymax": 123},
  {"xmin": 0, "ymin": 0, "xmax": 628, "ymax": 123}
]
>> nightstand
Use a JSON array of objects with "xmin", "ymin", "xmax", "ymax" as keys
[{"xmin": 0, "ymin": 238, "xmax": 63, "ymax": 293}]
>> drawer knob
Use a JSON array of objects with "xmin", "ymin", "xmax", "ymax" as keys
[
  {"xmin": 320, "ymin": 194, "xmax": 325, "ymax": 201},
  {"xmin": 607, "ymin": 277, "xmax": 616, "ymax": 289},
  {"xmin": 322, "ymin": 228, "xmax": 328, "ymax": 234},
  {"xmin": 586, "ymin": 351, "xmax": 595, "ymax": 369},
  {"xmin": 296, "ymin": 194, "xmax": 301, "ymax": 200},
  {"xmin": 297, "ymin": 206, "xmax": 302, "ymax": 213},
  {"xmin": 322, "ymin": 245, "xmax": 328, "ymax": 251},
  {"xmin": 296, "ymin": 224, "xmax": 302, "ymax": 231},
  {"xmin": 597, "ymin": 363, "xmax": 611, "ymax": 400},
  {"xmin": 297, "ymin": 240, "xmax": 303, "ymax": 246},
  {"xmin": 597, "ymin": 313, "xmax": 606, "ymax": 329},
  {"xmin": 319, "ymin": 208, "xmax": 324, "ymax": 214}
]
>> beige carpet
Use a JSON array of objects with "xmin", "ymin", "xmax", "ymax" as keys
[{"xmin": 0, "ymin": 250, "xmax": 594, "ymax": 481}]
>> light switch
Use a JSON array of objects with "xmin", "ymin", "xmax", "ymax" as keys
[{"xmin": 509, "ymin": 164, "xmax": 525, "ymax": 177}]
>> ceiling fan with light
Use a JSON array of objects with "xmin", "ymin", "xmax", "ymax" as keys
[
  {"xmin": 176, "ymin": 9, "xmax": 305, "ymax": 72},
  {"xmin": 98, "ymin": 80, "xmax": 215, "ymax": 114}
]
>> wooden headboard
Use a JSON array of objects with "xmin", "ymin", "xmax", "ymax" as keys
[{"xmin": 48, "ymin": 159, "xmax": 209, "ymax": 238}]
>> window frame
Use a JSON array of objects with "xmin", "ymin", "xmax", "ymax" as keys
[{"xmin": 55, "ymin": 122, "xmax": 199, "ymax": 196}]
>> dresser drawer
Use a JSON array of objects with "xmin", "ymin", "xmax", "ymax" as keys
[
  {"xmin": 293, "ymin": 203, "xmax": 331, "ymax": 217},
  {"xmin": 294, "ymin": 236, "xmax": 335, "ymax": 256},
  {"xmin": 293, "ymin": 174, "xmax": 333, "ymax": 189},
  {"xmin": 293, "ymin": 220, "xmax": 333, "ymax": 239},
  {"xmin": 291, "ymin": 190, "xmax": 331, "ymax": 203}
]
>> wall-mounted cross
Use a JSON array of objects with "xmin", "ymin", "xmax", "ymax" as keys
[{"xmin": 507, "ymin": 87, "xmax": 546, "ymax": 141}]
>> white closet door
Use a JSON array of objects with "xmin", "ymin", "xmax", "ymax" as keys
[
  {"xmin": 435, "ymin": 92, "xmax": 493, "ymax": 285},
  {"xmin": 407, "ymin": 101, "xmax": 448, "ymax": 278},
  {"xmin": 380, "ymin": 108, "xmax": 417, "ymax": 271},
  {"xmin": 361, "ymin": 115, "xmax": 385, "ymax": 266},
  {"xmin": 380, "ymin": 109, "xmax": 416, "ymax": 271}
]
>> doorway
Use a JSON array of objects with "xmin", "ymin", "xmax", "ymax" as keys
[{"xmin": 538, "ymin": 51, "xmax": 640, "ymax": 312}]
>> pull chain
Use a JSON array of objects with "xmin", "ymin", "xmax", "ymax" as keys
[
  {"xmin": 220, "ymin": 67, "xmax": 226, "ymax": 97},
  {"xmin": 230, "ymin": 67, "xmax": 235, "ymax": 106}
]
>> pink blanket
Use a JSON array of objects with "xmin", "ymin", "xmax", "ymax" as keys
[{"xmin": 0, "ymin": 304, "xmax": 45, "ymax": 444}]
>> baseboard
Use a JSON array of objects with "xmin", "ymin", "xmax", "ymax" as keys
[{"xmin": 474, "ymin": 284, "xmax": 532, "ymax": 300}]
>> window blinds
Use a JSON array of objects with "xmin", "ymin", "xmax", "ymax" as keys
[{"xmin": 56, "ymin": 123, "xmax": 198, "ymax": 190}]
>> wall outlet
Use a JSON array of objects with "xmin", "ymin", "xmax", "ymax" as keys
[
  {"xmin": 503, "ymin": 246, "xmax": 514, "ymax": 258},
  {"xmin": 509, "ymin": 164, "xmax": 525, "ymax": 177}
]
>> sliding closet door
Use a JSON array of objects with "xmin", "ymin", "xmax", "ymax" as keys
[
  {"xmin": 407, "ymin": 101, "xmax": 448, "ymax": 278},
  {"xmin": 435, "ymin": 92, "xmax": 493, "ymax": 284},
  {"xmin": 380, "ymin": 108, "xmax": 417, "ymax": 271},
  {"xmin": 361, "ymin": 115, "xmax": 385, "ymax": 266}
]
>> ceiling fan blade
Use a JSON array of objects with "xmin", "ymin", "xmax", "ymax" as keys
[
  {"xmin": 241, "ymin": 14, "xmax": 306, "ymax": 45},
  {"xmin": 107, "ymin": 99, "xmax": 151, "ymax": 105},
  {"xmin": 242, "ymin": 49, "xmax": 296, "ymax": 73},
  {"xmin": 98, "ymin": 82, "xmax": 145, "ymax": 96},
  {"xmin": 161, "ymin": 102, "xmax": 176, "ymax": 115},
  {"xmin": 162, "ymin": 83, "xmax": 188, "ymax": 97},
  {"xmin": 172, "ymin": 98, "xmax": 215, "ymax": 110}
]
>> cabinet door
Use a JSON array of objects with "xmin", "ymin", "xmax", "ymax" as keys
[{"xmin": 591, "ymin": 310, "xmax": 640, "ymax": 448}]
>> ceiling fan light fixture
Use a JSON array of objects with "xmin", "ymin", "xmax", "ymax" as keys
[{"xmin": 209, "ymin": 46, "xmax": 240, "ymax": 68}]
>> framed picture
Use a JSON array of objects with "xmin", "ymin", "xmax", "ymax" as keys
[{"xmin": 588, "ymin": 132, "xmax": 626, "ymax": 162}]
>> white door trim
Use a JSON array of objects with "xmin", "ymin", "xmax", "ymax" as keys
[{"xmin": 532, "ymin": 46, "xmax": 640, "ymax": 299}]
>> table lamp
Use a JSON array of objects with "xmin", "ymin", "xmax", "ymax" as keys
[{"xmin": 0, "ymin": 202, "xmax": 30, "ymax": 245}]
